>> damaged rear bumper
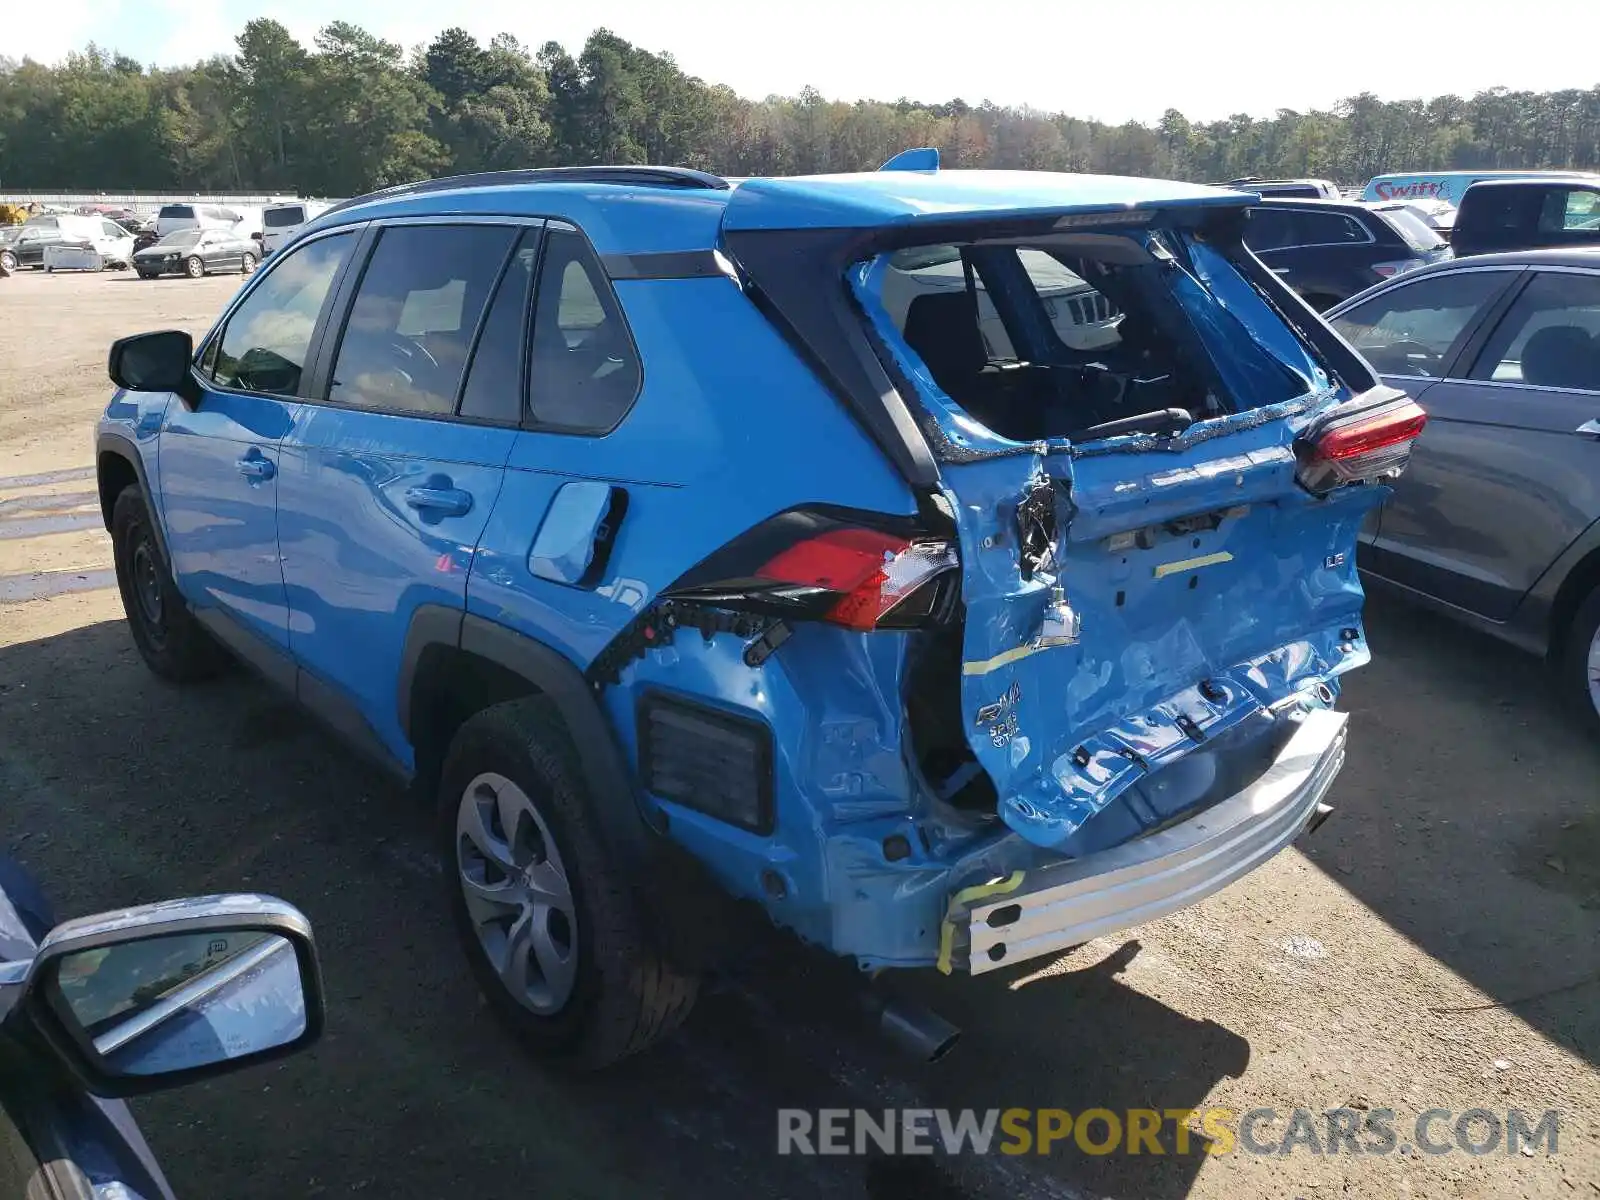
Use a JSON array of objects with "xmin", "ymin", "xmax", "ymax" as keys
[{"xmin": 943, "ymin": 706, "xmax": 1348, "ymax": 975}]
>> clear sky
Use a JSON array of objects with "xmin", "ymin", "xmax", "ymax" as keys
[{"xmin": 14, "ymin": 0, "xmax": 1596, "ymax": 125}]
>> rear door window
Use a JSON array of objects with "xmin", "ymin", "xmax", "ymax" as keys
[
  {"xmin": 459, "ymin": 228, "xmax": 541, "ymax": 424},
  {"xmin": 1467, "ymin": 272, "xmax": 1600, "ymax": 389},
  {"xmin": 207, "ymin": 231, "xmax": 357, "ymax": 396},
  {"xmin": 526, "ymin": 223, "xmax": 642, "ymax": 432},
  {"xmin": 328, "ymin": 224, "xmax": 518, "ymax": 416},
  {"xmin": 1329, "ymin": 271, "xmax": 1511, "ymax": 378}
]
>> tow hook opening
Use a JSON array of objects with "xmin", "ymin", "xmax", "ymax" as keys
[
  {"xmin": 862, "ymin": 991, "xmax": 962, "ymax": 1063},
  {"xmin": 1303, "ymin": 801, "xmax": 1335, "ymax": 837}
]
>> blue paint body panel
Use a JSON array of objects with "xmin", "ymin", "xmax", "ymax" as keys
[
  {"xmin": 160, "ymin": 388, "xmax": 299, "ymax": 650},
  {"xmin": 276, "ymin": 406, "xmax": 517, "ymax": 762},
  {"xmin": 98, "ymin": 163, "xmax": 1392, "ymax": 972}
]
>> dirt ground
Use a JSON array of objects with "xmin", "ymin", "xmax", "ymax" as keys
[{"xmin": 1, "ymin": 269, "xmax": 1597, "ymax": 1200}]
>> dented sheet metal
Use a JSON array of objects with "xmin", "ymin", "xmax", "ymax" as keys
[
  {"xmin": 942, "ymin": 413, "xmax": 1378, "ymax": 853},
  {"xmin": 850, "ymin": 218, "xmax": 1383, "ymax": 857}
]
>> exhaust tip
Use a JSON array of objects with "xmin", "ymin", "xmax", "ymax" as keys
[
  {"xmin": 1304, "ymin": 801, "xmax": 1335, "ymax": 837},
  {"xmin": 875, "ymin": 998, "xmax": 962, "ymax": 1063}
]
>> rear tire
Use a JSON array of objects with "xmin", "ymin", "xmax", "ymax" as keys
[
  {"xmin": 111, "ymin": 486, "xmax": 227, "ymax": 683},
  {"xmin": 185, "ymin": 256, "xmax": 205, "ymax": 279},
  {"xmin": 438, "ymin": 696, "xmax": 698, "ymax": 1070},
  {"xmin": 241, "ymin": 252, "xmax": 257, "ymax": 274},
  {"xmin": 1557, "ymin": 585, "xmax": 1600, "ymax": 736}
]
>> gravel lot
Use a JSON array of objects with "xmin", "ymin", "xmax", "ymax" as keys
[{"xmin": 1, "ymin": 269, "xmax": 1597, "ymax": 1200}]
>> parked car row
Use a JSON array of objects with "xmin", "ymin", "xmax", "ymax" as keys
[{"xmin": 0, "ymin": 215, "xmax": 137, "ymax": 273}]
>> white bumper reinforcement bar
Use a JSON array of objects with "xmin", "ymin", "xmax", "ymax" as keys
[{"xmin": 953, "ymin": 706, "xmax": 1349, "ymax": 975}]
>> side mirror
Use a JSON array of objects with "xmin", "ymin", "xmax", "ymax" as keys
[
  {"xmin": 108, "ymin": 330, "xmax": 200, "ymax": 406},
  {"xmin": 9, "ymin": 894, "xmax": 324, "ymax": 1098}
]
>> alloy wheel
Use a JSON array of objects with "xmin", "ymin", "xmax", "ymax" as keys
[{"xmin": 455, "ymin": 772, "xmax": 579, "ymax": 1015}]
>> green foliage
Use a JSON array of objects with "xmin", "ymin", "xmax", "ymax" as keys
[{"xmin": 1, "ymin": 23, "xmax": 1597, "ymax": 193}]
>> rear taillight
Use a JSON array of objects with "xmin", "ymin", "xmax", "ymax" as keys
[
  {"xmin": 1372, "ymin": 258, "xmax": 1424, "ymax": 279},
  {"xmin": 665, "ymin": 508, "xmax": 958, "ymax": 630},
  {"xmin": 1296, "ymin": 393, "xmax": 1428, "ymax": 494}
]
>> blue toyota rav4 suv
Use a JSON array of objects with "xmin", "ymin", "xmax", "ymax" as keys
[{"xmin": 96, "ymin": 153, "xmax": 1424, "ymax": 1067}]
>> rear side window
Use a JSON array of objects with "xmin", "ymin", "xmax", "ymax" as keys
[
  {"xmin": 328, "ymin": 224, "xmax": 517, "ymax": 416},
  {"xmin": 459, "ymin": 228, "xmax": 541, "ymax": 424},
  {"xmin": 207, "ymin": 231, "xmax": 357, "ymax": 395},
  {"xmin": 1293, "ymin": 211, "xmax": 1370, "ymax": 245},
  {"xmin": 1330, "ymin": 271, "xmax": 1509, "ymax": 378},
  {"xmin": 1468, "ymin": 272, "xmax": 1600, "ymax": 389},
  {"xmin": 1537, "ymin": 189, "xmax": 1600, "ymax": 236},
  {"xmin": 1377, "ymin": 207, "xmax": 1445, "ymax": 252},
  {"xmin": 1243, "ymin": 208, "xmax": 1296, "ymax": 251},
  {"xmin": 526, "ymin": 223, "xmax": 641, "ymax": 432}
]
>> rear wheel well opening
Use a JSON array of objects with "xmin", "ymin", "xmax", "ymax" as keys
[
  {"xmin": 1547, "ymin": 547, "xmax": 1600, "ymax": 661},
  {"xmin": 408, "ymin": 646, "xmax": 543, "ymax": 797},
  {"xmin": 97, "ymin": 451, "xmax": 138, "ymax": 531}
]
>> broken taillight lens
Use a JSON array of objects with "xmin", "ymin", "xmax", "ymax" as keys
[
  {"xmin": 758, "ymin": 531, "xmax": 959, "ymax": 630},
  {"xmin": 665, "ymin": 509, "xmax": 959, "ymax": 630},
  {"xmin": 1296, "ymin": 394, "xmax": 1428, "ymax": 495}
]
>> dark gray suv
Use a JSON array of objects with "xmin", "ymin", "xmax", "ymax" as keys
[{"xmin": 1328, "ymin": 247, "xmax": 1600, "ymax": 730}]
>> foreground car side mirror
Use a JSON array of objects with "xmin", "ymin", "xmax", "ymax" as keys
[
  {"xmin": 0, "ymin": 894, "xmax": 324, "ymax": 1098},
  {"xmin": 108, "ymin": 330, "xmax": 201, "ymax": 407}
]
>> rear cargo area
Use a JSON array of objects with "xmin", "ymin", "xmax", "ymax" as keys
[{"xmin": 852, "ymin": 221, "xmax": 1385, "ymax": 858}]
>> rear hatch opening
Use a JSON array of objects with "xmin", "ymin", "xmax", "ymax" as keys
[{"xmin": 848, "ymin": 216, "xmax": 1421, "ymax": 856}]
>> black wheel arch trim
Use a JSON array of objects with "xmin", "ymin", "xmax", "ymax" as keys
[
  {"xmin": 399, "ymin": 610, "xmax": 661, "ymax": 864},
  {"xmin": 1516, "ymin": 516, "xmax": 1600, "ymax": 658},
  {"xmin": 96, "ymin": 430, "xmax": 171, "ymax": 568},
  {"xmin": 407, "ymin": 611, "xmax": 731, "ymax": 967}
]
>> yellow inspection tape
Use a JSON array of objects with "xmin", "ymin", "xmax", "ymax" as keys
[
  {"xmin": 962, "ymin": 643, "xmax": 1051, "ymax": 676},
  {"xmin": 1152, "ymin": 550, "xmax": 1234, "ymax": 579},
  {"xmin": 935, "ymin": 871, "xmax": 1027, "ymax": 975}
]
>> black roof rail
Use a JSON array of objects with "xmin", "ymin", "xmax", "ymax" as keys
[{"xmin": 322, "ymin": 165, "xmax": 730, "ymax": 217}]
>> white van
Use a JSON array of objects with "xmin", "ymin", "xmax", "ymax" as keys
[
  {"xmin": 260, "ymin": 200, "xmax": 332, "ymax": 255},
  {"xmin": 153, "ymin": 203, "xmax": 249, "ymax": 239}
]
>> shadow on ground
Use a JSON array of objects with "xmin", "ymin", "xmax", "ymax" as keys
[
  {"xmin": 1308, "ymin": 589, "xmax": 1600, "ymax": 1067},
  {"xmin": 1, "ymin": 618, "xmax": 1243, "ymax": 1200}
]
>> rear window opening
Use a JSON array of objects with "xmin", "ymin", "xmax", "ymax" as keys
[
  {"xmin": 861, "ymin": 230, "xmax": 1317, "ymax": 444},
  {"xmin": 158, "ymin": 205, "xmax": 194, "ymax": 220},
  {"xmin": 264, "ymin": 206, "xmax": 305, "ymax": 228}
]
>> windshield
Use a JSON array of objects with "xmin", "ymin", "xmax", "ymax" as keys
[
  {"xmin": 157, "ymin": 230, "xmax": 203, "ymax": 249},
  {"xmin": 1377, "ymin": 207, "xmax": 1446, "ymax": 251},
  {"xmin": 263, "ymin": 207, "xmax": 304, "ymax": 228}
]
